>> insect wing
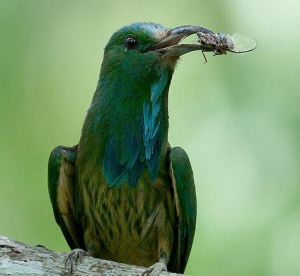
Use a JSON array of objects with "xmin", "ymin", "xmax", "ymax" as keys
[{"xmin": 228, "ymin": 32, "xmax": 257, "ymax": 53}]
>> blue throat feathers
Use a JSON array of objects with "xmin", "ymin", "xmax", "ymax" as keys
[{"xmin": 102, "ymin": 70, "xmax": 169, "ymax": 188}]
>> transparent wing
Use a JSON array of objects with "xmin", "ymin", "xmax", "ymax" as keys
[{"xmin": 227, "ymin": 32, "xmax": 257, "ymax": 53}]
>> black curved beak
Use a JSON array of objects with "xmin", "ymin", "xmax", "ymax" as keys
[{"xmin": 152, "ymin": 25, "xmax": 215, "ymax": 57}]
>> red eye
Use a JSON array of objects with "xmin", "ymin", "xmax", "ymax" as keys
[{"xmin": 125, "ymin": 37, "xmax": 138, "ymax": 50}]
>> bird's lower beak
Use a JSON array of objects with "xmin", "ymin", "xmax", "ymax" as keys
[{"xmin": 152, "ymin": 25, "xmax": 215, "ymax": 57}]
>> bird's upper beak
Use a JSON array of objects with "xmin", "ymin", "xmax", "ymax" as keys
[{"xmin": 151, "ymin": 25, "xmax": 215, "ymax": 57}]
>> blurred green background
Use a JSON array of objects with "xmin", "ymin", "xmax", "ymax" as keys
[{"xmin": 1, "ymin": 1, "xmax": 300, "ymax": 275}]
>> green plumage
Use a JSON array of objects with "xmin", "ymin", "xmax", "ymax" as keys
[{"xmin": 48, "ymin": 22, "xmax": 199, "ymax": 275}]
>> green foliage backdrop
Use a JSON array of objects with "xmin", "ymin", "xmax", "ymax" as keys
[{"xmin": 1, "ymin": 1, "xmax": 299, "ymax": 275}]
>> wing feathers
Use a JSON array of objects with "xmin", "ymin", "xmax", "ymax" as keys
[
  {"xmin": 48, "ymin": 145, "xmax": 85, "ymax": 250},
  {"xmin": 168, "ymin": 147, "xmax": 197, "ymax": 273}
]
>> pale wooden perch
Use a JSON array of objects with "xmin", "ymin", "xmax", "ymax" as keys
[{"xmin": 0, "ymin": 235, "xmax": 187, "ymax": 276}]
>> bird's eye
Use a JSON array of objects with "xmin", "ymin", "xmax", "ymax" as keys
[{"xmin": 125, "ymin": 37, "xmax": 138, "ymax": 51}]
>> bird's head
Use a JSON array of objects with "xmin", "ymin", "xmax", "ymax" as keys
[{"xmin": 101, "ymin": 22, "xmax": 213, "ymax": 79}]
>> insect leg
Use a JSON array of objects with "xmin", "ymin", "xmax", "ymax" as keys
[{"xmin": 202, "ymin": 51, "xmax": 208, "ymax": 64}]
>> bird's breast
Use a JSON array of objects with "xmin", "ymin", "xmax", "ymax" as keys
[{"xmin": 76, "ymin": 167, "xmax": 175, "ymax": 267}]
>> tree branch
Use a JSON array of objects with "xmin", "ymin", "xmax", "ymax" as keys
[{"xmin": 0, "ymin": 235, "xmax": 187, "ymax": 276}]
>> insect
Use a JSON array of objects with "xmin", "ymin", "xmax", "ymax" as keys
[{"xmin": 197, "ymin": 32, "xmax": 257, "ymax": 63}]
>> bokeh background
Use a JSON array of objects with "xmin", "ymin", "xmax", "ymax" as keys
[{"xmin": 1, "ymin": 1, "xmax": 300, "ymax": 275}]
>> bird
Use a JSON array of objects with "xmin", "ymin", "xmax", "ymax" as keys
[{"xmin": 48, "ymin": 22, "xmax": 213, "ymax": 276}]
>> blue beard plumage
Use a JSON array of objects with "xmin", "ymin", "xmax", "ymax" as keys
[{"xmin": 93, "ymin": 69, "xmax": 171, "ymax": 188}]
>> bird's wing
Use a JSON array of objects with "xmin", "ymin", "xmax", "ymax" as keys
[
  {"xmin": 48, "ymin": 145, "xmax": 85, "ymax": 250},
  {"xmin": 168, "ymin": 147, "xmax": 197, "ymax": 273}
]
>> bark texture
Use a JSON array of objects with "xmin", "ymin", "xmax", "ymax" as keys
[{"xmin": 0, "ymin": 235, "xmax": 187, "ymax": 276}]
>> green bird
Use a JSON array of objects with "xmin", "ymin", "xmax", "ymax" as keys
[{"xmin": 48, "ymin": 23, "xmax": 213, "ymax": 275}]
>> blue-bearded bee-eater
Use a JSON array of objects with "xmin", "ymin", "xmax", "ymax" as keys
[{"xmin": 48, "ymin": 23, "xmax": 221, "ymax": 276}]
